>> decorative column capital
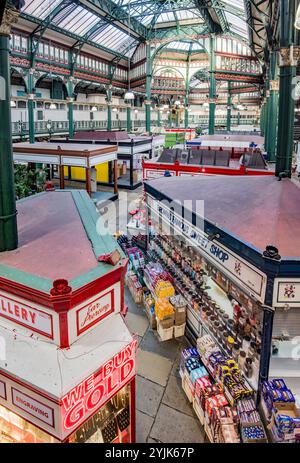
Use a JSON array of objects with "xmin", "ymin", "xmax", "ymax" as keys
[
  {"xmin": 279, "ymin": 46, "xmax": 300, "ymax": 67},
  {"xmin": 144, "ymin": 99, "xmax": 151, "ymax": 105},
  {"xmin": 27, "ymin": 93, "xmax": 35, "ymax": 100},
  {"xmin": 0, "ymin": 8, "xmax": 19, "ymax": 36},
  {"xmin": 208, "ymin": 98, "xmax": 217, "ymax": 104},
  {"xmin": 66, "ymin": 97, "xmax": 74, "ymax": 103}
]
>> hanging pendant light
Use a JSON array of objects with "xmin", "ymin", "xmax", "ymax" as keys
[
  {"xmin": 124, "ymin": 90, "xmax": 135, "ymax": 100},
  {"xmin": 49, "ymin": 102, "xmax": 57, "ymax": 110},
  {"xmin": 295, "ymin": 4, "xmax": 300, "ymax": 29},
  {"xmin": 91, "ymin": 106, "xmax": 98, "ymax": 112},
  {"xmin": 10, "ymin": 100, "xmax": 16, "ymax": 108}
]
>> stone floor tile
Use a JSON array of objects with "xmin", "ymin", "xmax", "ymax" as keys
[
  {"xmin": 136, "ymin": 375, "xmax": 164, "ymax": 418},
  {"xmin": 139, "ymin": 329, "xmax": 181, "ymax": 361},
  {"xmin": 149, "ymin": 404, "xmax": 205, "ymax": 443},
  {"xmin": 126, "ymin": 312, "xmax": 149, "ymax": 337},
  {"xmin": 136, "ymin": 410, "xmax": 154, "ymax": 444},
  {"xmin": 136, "ymin": 348, "xmax": 173, "ymax": 387},
  {"xmin": 162, "ymin": 375, "xmax": 194, "ymax": 417}
]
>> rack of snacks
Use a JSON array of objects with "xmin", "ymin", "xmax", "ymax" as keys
[
  {"xmin": 148, "ymin": 234, "xmax": 262, "ymax": 390},
  {"xmin": 260, "ymin": 379, "xmax": 300, "ymax": 443},
  {"xmin": 181, "ymin": 341, "xmax": 267, "ymax": 443}
]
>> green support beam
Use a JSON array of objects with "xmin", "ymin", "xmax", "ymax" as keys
[
  {"xmin": 275, "ymin": 0, "xmax": 300, "ymax": 177},
  {"xmin": 27, "ymin": 71, "xmax": 35, "ymax": 144},
  {"xmin": 0, "ymin": 7, "xmax": 19, "ymax": 251},
  {"xmin": 127, "ymin": 105, "xmax": 132, "ymax": 132},
  {"xmin": 227, "ymin": 81, "xmax": 232, "ymax": 132},
  {"xmin": 145, "ymin": 42, "xmax": 152, "ymax": 133},
  {"xmin": 209, "ymin": 35, "xmax": 216, "ymax": 135},
  {"xmin": 265, "ymin": 52, "xmax": 279, "ymax": 162}
]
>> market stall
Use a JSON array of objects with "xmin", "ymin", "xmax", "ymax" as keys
[
  {"xmin": 61, "ymin": 132, "xmax": 165, "ymax": 189},
  {"xmin": 13, "ymin": 142, "xmax": 119, "ymax": 199},
  {"xmin": 142, "ymin": 174, "xmax": 300, "ymax": 443},
  {"xmin": 0, "ymin": 190, "xmax": 137, "ymax": 443}
]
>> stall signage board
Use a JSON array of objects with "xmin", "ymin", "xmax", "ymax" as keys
[
  {"xmin": 0, "ymin": 380, "xmax": 6, "ymax": 400},
  {"xmin": 68, "ymin": 282, "xmax": 121, "ymax": 344},
  {"xmin": 273, "ymin": 279, "xmax": 300, "ymax": 308},
  {"xmin": 148, "ymin": 196, "xmax": 267, "ymax": 302},
  {"xmin": 76, "ymin": 289, "xmax": 114, "ymax": 336},
  {"xmin": 11, "ymin": 388, "xmax": 55, "ymax": 428},
  {"xmin": 0, "ymin": 373, "xmax": 59, "ymax": 438},
  {"xmin": 61, "ymin": 338, "xmax": 137, "ymax": 439},
  {"xmin": 0, "ymin": 291, "xmax": 54, "ymax": 339}
]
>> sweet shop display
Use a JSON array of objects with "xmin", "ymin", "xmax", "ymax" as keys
[
  {"xmin": 181, "ymin": 342, "xmax": 267, "ymax": 443},
  {"xmin": 261, "ymin": 379, "xmax": 300, "ymax": 443},
  {"xmin": 149, "ymin": 234, "xmax": 262, "ymax": 389}
]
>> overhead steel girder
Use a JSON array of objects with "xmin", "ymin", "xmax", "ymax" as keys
[
  {"xmin": 20, "ymin": 12, "xmax": 131, "ymax": 61},
  {"xmin": 195, "ymin": 0, "xmax": 225, "ymax": 33},
  {"xmin": 244, "ymin": 0, "xmax": 273, "ymax": 60},
  {"xmin": 148, "ymin": 23, "xmax": 212, "ymax": 41},
  {"xmin": 82, "ymin": 0, "xmax": 148, "ymax": 38}
]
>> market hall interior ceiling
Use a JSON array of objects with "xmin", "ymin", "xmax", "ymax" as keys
[{"xmin": 11, "ymin": 0, "xmax": 274, "ymax": 71}]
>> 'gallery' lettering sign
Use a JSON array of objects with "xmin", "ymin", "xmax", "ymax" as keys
[{"xmin": 0, "ymin": 292, "xmax": 53, "ymax": 338}]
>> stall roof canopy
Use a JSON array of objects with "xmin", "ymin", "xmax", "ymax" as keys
[
  {"xmin": 145, "ymin": 176, "xmax": 300, "ymax": 259},
  {"xmin": 18, "ymin": 0, "xmax": 274, "ymax": 60},
  {"xmin": 0, "ymin": 190, "xmax": 125, "ymax": 292}
]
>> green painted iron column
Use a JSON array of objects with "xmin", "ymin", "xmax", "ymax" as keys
[
  {"xmin": 226, "ymin": 81, "xmax": 232, "ymax": 132},
  {"xmin": 0, "ymin": 8, "xmax": 19, "ymax": 251},
  {"xmin": 127, "ymin": 104, "xmax": 132, "ymax": 132},
  {"xmin": 145, "ymin": 42, "xmax": 152, "ymax": 133},
  {"xmin": 107, "ymin": 87, "xmax": 112, "ymax": 131},
  {"xmin": 27, "ymin": 69, "xmax": 35, "ymax": 143},
  {"xmin": 157, "ymin": 108, "xmax": 161, "ymax": 127},
  {"xmin": 209, "ymin": 35, "xmax": 216, "ymax": 135},
  {"xmin": 67, "ymin": 78, "xmax": 74, "ymax": 139},
  {"xmin": 276, "ymin": 0, "xmax": 300, "ymax": 177},
  {"xmin": 266, "ymin": 52, "xmax": 279, "ymax": 161}
]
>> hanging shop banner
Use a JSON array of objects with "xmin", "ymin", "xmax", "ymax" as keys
[
  {"xmin": 148, "ymin": 195, "xmax": 267, "ymax": 302},
  {"xmin": 61, "ymin": 338, "xmax": 137, "ymax": 439},
  {"xmin": 0, "ymin": 291, "xmax": 54, "ymax": 340},
  {"xmin": 273, "ymin": 279, "xmax": 300, "ymax": 308}
]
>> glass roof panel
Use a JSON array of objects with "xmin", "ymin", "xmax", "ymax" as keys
[
  {"xmin": 53, "ymin": 5, "xmax": 100, "ymax": 36},
  {"xmin": 22, "ymin": 0, "xmax": 64, "ymax": 20}
]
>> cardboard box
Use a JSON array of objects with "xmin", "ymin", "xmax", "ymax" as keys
[
  {"xmin": 175, "ymin": 310, "xmax": 186, "ymax": 326},
  {"xmin": 158, "ymin": 313, "xmax": 175, "ymax": 329}
]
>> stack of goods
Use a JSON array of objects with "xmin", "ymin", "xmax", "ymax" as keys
[
  {"xmin": 143, "ymin": 262, "xmax": 173, "ymax": 296},
  {"xmin": 150, "ymin": 233, "xmax": 262, "ymax": 387},
  {"xmin": 127, "ymin": 247, "xmax": 145, "ymax": 274},
  {"xmin": 180, "ymin": 345, "xmax": 241, "ymax": 443},
  {"xmin": 169, "ymin": 295, "xmax": 187, "ymax": 338},
  {"xmin": 262, "ymin": 379, "xmax": 300, "ymax": 442},
  {"xmin": 237, "ymin": 399, "xmax": 267, "ymax": 443},
  {"xmin": 180, "ymin": 349, "xmax": 209, "ymax": 403},
  {"xmin": 210, "ymin": 407, "xmax": 240, "ymax": 444},
  {"xmin": 131, "ymin": 233, "xmax": 147, "ymax": 251},
  {"xmin": 155, "ymin": 298, "xmax": 175, "ymax": 341},
  {"xmin": 214, "ymin": 358, "xmax": 253, "ymax": 404},
  {"xmin": 126, "ymin": 271, "xmax": 143, "ymax": 304},
  {"xmin": 143, "ymin": 291, "xmax": 156, "ymax": 330}
]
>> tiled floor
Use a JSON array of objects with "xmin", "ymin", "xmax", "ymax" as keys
[{"xmin": 124, "ymin": 286, "xmax": 206, "ymax": 443}]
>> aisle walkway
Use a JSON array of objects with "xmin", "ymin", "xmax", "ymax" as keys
[{"xmin": 124, "ymin": 287, "xmax": 206, "ymax": 443}]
